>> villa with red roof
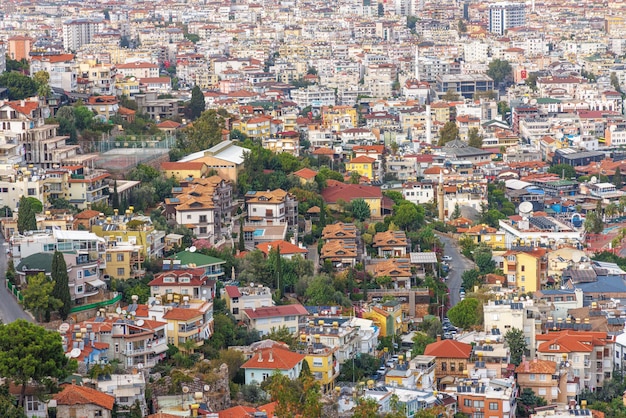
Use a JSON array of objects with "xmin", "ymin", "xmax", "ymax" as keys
[
  {"xmin": 292, "ymin": 167, "xmax": 318, "ymax": 185},
  {"xmin": 321, "ymin": 180, "xmax": 383, "ymax": 219},
  {"xmin": 256, "ymin": 239, "xmax": 308, "ymax": 259},
  {"xmin": 242, "ymin": 304, "xmax": 308, "ymax": 336},
  {"xmin": 241, "ymin": 346, "xmax": 306, "ymax": 385},
  {"xmin": 424, "ymin": 337, "xmax": 473, "ymax": 389},
  {"xmin": 222, "ymin": 284, "xmax": 274, "ymax": 320}
]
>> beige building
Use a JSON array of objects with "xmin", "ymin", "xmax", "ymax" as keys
[
  {"xmin": 483, "ymin": 298, "xmax": 540, "ymax": 358},
  {"xmin": 515, "ymin": 359, "xmax": 568, "ymax": 404},
  {"xmin": 179, "ymin": 140, "xmax": 245, "ymax": 184}
]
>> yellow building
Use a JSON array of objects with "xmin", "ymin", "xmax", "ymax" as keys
[
  {"xmin": 115, "ymin": 76, "xmax": 140, "ymax": 97},
  {"xmin": 302, "ymin": 344, "xmax": 339, "ymax": 392},
  {"xmin": 502, "ymin": 249, "xmax": 547, "ymax": 293},
  {"xmin": 363, "ymin": 301, "xmax": 403, "ymax": 337},
  {"xmin": 346, "ymin": 155, "xmax": 376, "ymax": 180},
  {"xmin": 322, "ymin": 106, "xmax": 358, "ymax": 131},
  {"xmin": 233, "ymin": 116, "xmax": 272, "ymax": 140},
  {"xmin": 91, "ymin": 214, "xmax": 166, "ymax": 259},
  {"xmin": 462, "ymin": 225, "xmax": 506, "ymax": 250},
  {"xmin": 160, "ymin": 161, "xmax": 208, "ymax": 181},
  {"xmin": 103, "ymin": 243, "xmax": 144, "ymax": 280},
  {"xmin": 162, "ymin": 301, "xmax": 213, "ymax": 352}
]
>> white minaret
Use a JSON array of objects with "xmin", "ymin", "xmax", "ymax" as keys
[
  {"xmin": 425, "ymin": 92, "xmax": 432, "ymax": 145},
  {"xmin": 414, "ymin": 45, "xmax": 420, "ymax": 81}
]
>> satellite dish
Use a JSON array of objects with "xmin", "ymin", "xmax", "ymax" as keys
[
  {"xmin": 572, "ymin": 252, "xmax": 582, "ymax": 263},
  {"xmin": 136, "ymin": 319, "xmax": 145, "ymax": 327},
  {"xmin": 137, "ymin": 363, "xmax": 144, "ymax": 369},
  {"xmin": 519, "ymin": 201, "xmax": 533, "ymax": 215},
  {"xmin": 122, "ymin": 310, "xmax": 127, "ymax": 316},
  {"xmin": 58, "ymin": 323, "xmax": 70, "ymax": 333},
  {"xmin": 590, "ymin": 176, "xmax": 597, "ymax": 184},
  {"xmin": 189, "ymin": 246, "xmax": 197, "ymax": 253},
  {"xmin": 182, "ymin": 386, "xmax": 190, "ymax": 393},
  {"xmin": 70, "ymin": 348, "xmax": 81, "ymax": 358},
  {"xmin": 116, "ymin": 307, "xmax": 122, "ymax": 314},
  {"xmin": 203, "ymin": 385, "xmax": 210, "ymax": 391}
]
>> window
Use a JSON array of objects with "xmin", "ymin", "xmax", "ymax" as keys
[
  {"xmin": 538, "ymin": 388, "xmax": 547, "ymax": 396},
  {"xmin": 115, "ymin": 343, "xmax": 119, "ymax": 353},
  {"xmin": 187, "ymin": 215, "xmax": 192, "ymax": 219},
  {"xmin": 521, "ymin": 265, "xmax": 525, "ymax": 272},
  {"xmin": 464, "ymin": 399, "xmax": 471, "ymax": 407},
  {"xmin": 199, "ymin": 227, "xmax": 207, "ymax": 234},
  {"xmin": 77, "ymin": 270, "xmax": 82, "ymax": 279},
  {"xmin": 76, "ymin": 285, "xmax": 83, "ymax": 294},
  {"xmin": 459, "ymin": 362, "xmax": 464, "ymax": 372},
  {"xmin": 450, "ymin": 362, "xmax": 455, "ymax": 372},
  {"xmin": 313, "ymin": 357, "xmax": 323, "ymax": 367},
  {"xmin": 441, "ymin": 362, "xmax": 447, "ymax": 371},
  {"xmin": 117, "ymin": 268, "xmax": 125, "ymax": 277},
  {"xmin": 529, "ymin": 374, "xmax": 535, "ymax": 380},
  {"xmin": 106, "ymin": 254, "xmax": 111, "ymax": 262},
  {"xmin": 540, "ymin": 374, "xmax": 546, "ymax": 381},
  {"xmin": 232, "ymin": 307, "xmax": 239, "ymax": 315},
  {"xmin": 117, "ymin": 254, "xmax": 124, "ymax": 262},
  {"xmin": 489, "ymin": 402, "xmax": 498, "ymax": 411},
  {"xmin": 473, "ymin": 400, "xmax": 484, "ymax": 408},
  {"xmin": 27, "ymin": 188, "xmax": 35, "ymax": 196},
  {"xmin": 199, "ymin": 215, "xmax": 207, "ymax": 223}
]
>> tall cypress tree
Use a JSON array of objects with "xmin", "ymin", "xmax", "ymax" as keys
[
  {"xmin": 238, "ymin": 222, "xmax": 245, "ymax": 252},
  {"xmin": 614, "ymin": 167, "xmax": 623, "ymax": 189},
  {"xmin": 111, "ymin": 180, "xmax": 120, "ymax": 209},
  {"xmin": 51, "ymin": 251, "xmax": 72, "ymax": 320},
  {"xmin": 17, "ymin": 196, "xmax": 37, "ymax": 233},
  {"xmin": 188, "ymin": 85, "xmax": 206, "ymax": 120}
]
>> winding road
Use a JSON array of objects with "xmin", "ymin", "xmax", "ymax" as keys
[{"xmin": 437, "ymin": 233, "xmax": 475, "ymax": 307}]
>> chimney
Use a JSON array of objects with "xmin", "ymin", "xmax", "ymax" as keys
[
  {"xmin": 436, "ymin": 335, "xmax": 441, "ymax": 342},
  {"xmin": 269, "ymin": 350, "xmax": 274, "ymax": 362},
  {"xmin": 258, "ymin": 351, "xmax": 263, "ymax": 362}
]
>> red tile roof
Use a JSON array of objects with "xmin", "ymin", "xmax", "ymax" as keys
[
  {"xmin": 293, "ymin": 167, "xmax": 318, "ymax": 180},
  {"xmin": 321, "ymin": 181, "xmax": 382, "ymax": 203},
  {"xmin": 157, "ymin": 120, "xmax": 181, "ymax": 129},
  {"xmin": 75, "ymin": 210, "xmax": 101, "ymax": 219},
  {"xmin": 424, "ymin": 339, "xmax": 472, "ymax": 359},
  {"xmin": 349, "ymin": 155, "xmax": 376, "ymax": 164},
  {"xmin": 515, "ymin": 359, "xmax": 557, "ymax": 374},
  {"xmin": 31, "ymin": 54, "xmax": 75, "ymax": 63},
  {"xmin": 163, "ymin": 307, "xmax": 203, "ymax": 321},
  {"xmin": 161, "ymin": 161, "xmax": 206, "ymax": 171},
  {"xmin": 224, "ymin": 285, "xmax": 242, "ymax": 298},
  {"xmin": 256, "ymin": 240, "xmax": 308, "ymax": 256},
  {"xmin": 312, "ymin": 147, "xmax": 336, "ymax": 155},
  {"xmin": 243, "ymin": 304, "xmax": 308, "ymax": 319},
  {"xmin": 54, "ymin": 384, "xmax": 115, "ymax": 410},
  {"xmin": 241, "ymin": 346, "xmax": 305, "ymax": 370}
]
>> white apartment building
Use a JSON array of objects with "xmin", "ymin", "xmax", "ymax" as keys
[
  {"xmin": 30, "ymin": 54, "xmax": 77, "ymax": 92},
  {"xmin": 488, "ymin": 2, "xmax": 526, "ymax": 36},
  {"xmin": 10, "ymin": 229, "xmax": 106, "ymax": 265},
  {"xmin": 402, "ymin": 182, "xmax": 435, "ymax": 205},
  {"xmin": 290, "ymin": 86, "xmax": 336, "ymax": 108},
  {"xmin": 0, "ymin": 41, "xmax": 6, "ymax": 74},
  {"xmin": 483, "ymin": 298, "xmax": 540, "ymax": 358},
  {"xmin": 115, "ymin": 62, "xmax": 160, "ymax": 79},
  {"xmin": 63, "ymin": 18, "xmax": 105, "ymax": 51}
]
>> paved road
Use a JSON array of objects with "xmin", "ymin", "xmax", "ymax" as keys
[
  {"xmin": 0, "ymin": 234, "xmax": 32, "ymax": 323},
  {"xmin": 438, "ymin": 233, "xmax": 475, "ymax": 307}
]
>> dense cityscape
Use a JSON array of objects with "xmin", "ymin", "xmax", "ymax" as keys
[{"xmin": 1, "ymin": 0, "xmax": 626, "ymax": 417}]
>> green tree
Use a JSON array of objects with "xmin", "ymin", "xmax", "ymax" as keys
[
  {"xmin": 504, "ymin": 328, "xmax": 527, "ymax": 366},
  {"xmin": 457, "ymin": 19, "xmax": 467, "ymax": 33},
  {"xmin": 614, "ymin": 167, "xmax": 623, "ymax": 188},
  {"xmin": 525, "ymin": 73, "xmax": 538, "ymax": 91},
  {"xmin": 611, "ymin": 72, "xmax": 623, "ymax": 93},
  {"xmin": 352, "ymin": 397, "xmax": 380, "ymax": 418},
  {"xmin": 442, "ymin": 89, "xmax": 460, "ymax": 101},
  {"xmin": 497, "ymin": 101, "xmax": 510, "ymax": 117},
  {"xmin": 33, "ymin": 70, "xmax": 51, "ymax": 98},
  {"xmin": 17, "ymin": 196, "xmax": 37, "ymax": 233},
  {"xmin": 0, "ymin": 72, "xmax": 37, "ymax": 100},
  {"xmin": 21, "ymin": 273, "xmax": 62, "ymax": 322},
  {"xmin": 451, "ymin": 203, "xmax": 461, "ymax": 219},
  {"xmin": 486, "ymin": 59, "xmax": 512, "ymax": 85},
  {"xmin": 188, "ymin": 85, "xmax": 206, "ymax": 120},
  {"xmin": 461, "ymin": 269, "xmax": 481, "ymax": 291},
  {"xmin": 517, "ymin": 388, "xmax": 547, "ymax": 417},
  {"xmin": 547, "ymin": 164, "xmax": 576, "ymax": 179},
  {"xmin": 338, "ymin": 354, "xmax": 380, "ymax": 382},
  {"xmin": 447, "ymin": 297, "xmax": 482, "ymax": 329},
  {"xmin": 407, "ymin": 16, "xmax": 418, "ymax": 31},
  {"xmin": 263, "ymin": 326, "xmax": 297, "ymax": 349},
  {"xmin": 438, "ymin": 121, "xmax": 459, "ymax": 146},
  {"xmin": 349, "ymin": 170, "xmax": 361, "ymax": 184},
  {"xmin": 180, "ymin": 109, "xmax": 225, "ymax": 154},
  {"xmin": 73, "ymin": 105, "xmax": 94, "ymax": 131},
  {"xmin": 0, "ymin": 319, "xmax": 76, "ymax": 406},
  {"xmin": 25, "ymin": 197, "xmax": 42, "ymax": 214},
  {"xmin": 467, "ymin": 127, "xmax": 483, "ymax": 148},
  {"xmin": 411, "ymin": 332, "xmax": 435, "ymax": 356},
  {"xmin": 350, "ymin": 198, "xmax": 371, "ymax": 221},
  {"xmin": 473, "ymin": 245, "xmax": 495, "ymax": 274},
  {"xmin": 392, "ymin": 202, "xmax": 422, "ymax": 230},
  {"xmin": 51, "ymin": 251, "xmax": 72, "ymax": 320},
  {"xmin": 184, "ymin": 33, "xmax": 200, "ymax": 43},
  {"xmin": 238, "ymin": 222, "xmax": 246, "ymax": 252},
  {"xmin": 0, "ymin": 383, "xmax": 26, "ymax": 417},
  {"xmin": 111, "ymin": 180, "xmax": 120, "ymax": 209}
]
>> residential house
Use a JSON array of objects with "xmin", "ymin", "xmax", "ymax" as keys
[
  {"xmin": 30, "ymin": 54, "xmax": 77, "ymax": 92},
  {"xmin": 242, "ymin": 346, "xmax": 305, "ymax": 385},
  {"xmin": 409, "ymin": 356, "xmax": 437, "ymax": 391},
  {"xmin": 164, "ymin": 250, "xmax": 226, "ymax": 281},
  {"xmin": 299, "ymin": 341, "xmax": 340, "ymax": 392},
  {"xmin": 256, "ymin": 240, "xmax": 308, "ymax": 259},
  {"xmin": 298, "ymin": 319, "xmax": 360, "ymax": 364},
  {"xmin": 453, "ymin": 378, "xmax": 517, "ymax": 418},
  {"xmin": 462, "ymin": 224, "xmax": 506, "ymax": 249},
  {"xmin": 85, "ymin": 96, "xmax": 119, "ymax": 119},
  {"xmin": 245, "ymin": 189, "xmax": 298, "ymax": 230},
  {"xmin": 372, "ymin": 230, "xmax": 409, "ymax": 258},
  {"xmin": 402, "ymin": 182, "xmax": 435, "ymax": 205},
  {"xmin": 149, "ymin": 269, "xmax": 216, "ymax": 301},
  {"xmin": 97, "ymin": 373, "xmax": 148, "ymax": 417},
  {"xmin": 292, "ymin": 167, "xmax": 318, "ymax": 185},
  {"xmin": 423, "ymin": 338, "xmax": 473, "ymax": 389},
  {"xmin": 321, "ymin": 180, "xmax": 384, "ymax": 219},
  {"xmin": 369, "ymin": 258, "xmax": 413, "ymax": 289},
  {"xmin": 483, "ymin": 298, "xmax": 541, "ymax": 358},
  {"xmin": 321, "ymin": 239, "xmax": 359, "ymax": 269},
  {"xmin": 363, "ymin": 300, "xmax": 404, "ymax": 337},
  {"xmin": 222, "ymin": 284, "xmax": 274, "ymax": 320},
  {"xmin": 53, "ymin": 384, "xmax": 115, "ymax": 418},
  {"xmin": 515, "ymin": 358, "xmax": 567, "ymax": 404},
  {"xmin": 103, "ymin": 243, "xmax": 145, "ymax": 280},
  {"xmin": 91, "ymin": 213, "xmax": 166, "ymax": 259},
  {"xmin": 346, "ymin": 317, "xmax": 380, "ymax": 356},
  {"xmin": 346, "ymin": 155, "xmax": 377, "ymax": 181},
  {"xmin": 242, "ymin": 304, "xmax": 309, "ymax": 336},
  {"xmin": 535, "ymin": 330, "xmax": 614, "ymax": 392},
  {"xmin": 163, "ymin": 300, "xmax": 214, "ymax": 351},
  {"xmin": 67, "ymin": 166, "xmax": 111, "ymax": 209}
]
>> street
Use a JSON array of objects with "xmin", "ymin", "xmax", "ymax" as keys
[
  {"xmin": 437, "ymin": 233, "xmax": 475, "ymax": 307},
  {"xmin": 0, "ymin": 234, "xmax": 32, "ymax": 323}
]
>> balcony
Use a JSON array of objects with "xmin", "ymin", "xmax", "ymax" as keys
[{"xmin": 124, "ymin": 338, "xmax": 167, "ymax": 356}]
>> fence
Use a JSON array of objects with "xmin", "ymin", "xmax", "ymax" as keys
[
  {"xmin": 5, "ymin": 280, "xmax": 23, "ymax": 302},
  {"xmin": 69, "ymin": 293, "xmax": 123, "ymax": 314}
]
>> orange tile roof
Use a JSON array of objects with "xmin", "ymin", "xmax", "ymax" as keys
[
  {"xmin": 6, "ymin": 100, "xmax": 39, "ymax": 115},
  {"xmin": 349, "ymin": 155, "xmax": 376, "ymax": 164},
  {"xmin": 243, "ymin": 304, "xmax": 308, "ymax": 319},
  {"xmin": 256, "ymin": 240, "xmax": 308, "ymax": 255},
  {"xmin": 312, "ymin": 147, "xmax": 335, "ymax": 155},
  {"xmin": 293, "ymin": 167, "xmax": 318, "ymax": 180},
  {"xmin": 424, "ymin": 339, "xmax": 472, "ymax": 359},
  {"xmin": 31, "ymin": 54, "xmax": 75, "ymax": 63},
  {"xmin": 515, "ymin": 359, "xmax": 557, "ymax": 374},
  {"xmin": 536, "ymin": 330, "xmax": 610, "ymax": 354},
  {"xmin": 54, "ymin": 384, "xmax": 115, "ymax": 410},
  {"xmin": 241, "ymin": 346, "xmax": 306, "ymax": 370},
  {"xmin": 163, "ymin": 307, "xmax": 203, "ymax": 321},
  {"xmin": 372, "ymin": 230, "xmax": 408, "ymax": 248},
  {"xmin": 75, "ymin": 209, "xmax": 101, "ymax": 219},
  {"xmin": 157, "ymin": 120, "xmax": 181, "ymax": 128},
  {"xmin": 161, "ymin": 161, "xmax": 206, "ymax": 171}
]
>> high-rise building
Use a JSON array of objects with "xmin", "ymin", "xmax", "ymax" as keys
[
  {"xmin": 62, "ymin": 19, "xmax": 104, "ymax": 51},
  {"xmin": 0, "ymin": 41, "xmax": 6, "ymax": 73},
  {"xmin": 488, "ymin": 2, "xmax": 526, "ymax": 35}
]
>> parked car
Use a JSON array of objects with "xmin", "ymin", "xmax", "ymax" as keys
[{"xmin": 442, "ymin": 255, "xmax": 452, "ymax": 261}]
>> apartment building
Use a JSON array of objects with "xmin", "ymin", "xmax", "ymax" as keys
[
  {"xmin": 162, "ymin": 300, "xmax": 214, "ymax": 351},
  {"xmin": 483, "ymin": 299, "xmax": 540, "ymax": 358},
  {"xmin": 290, "ymin": 86, "xmax": 336, "ymax": 107},
  {"xmin": 424, "ymin": 338, "xmax": 473, "ymax": 389},
  {"xmin": 115, "ymin": 61, "xmax": 159, "ymax": 79},
  {"xmin": 515, "ymin": 359, "xmax": 567, "ymax": 404},
  {"xmin": 299, "ymin": 319, "xmax": 360, "ymax": 364},
  {"xmin": 242, "ymin": 304, "xmax": 308, "ymax": 336},
  {"xmin": 402, "ymin": 182, "xmax": 435, "ymax": 205},
  {"xmin": 91, "ymin": 214, "xmax": 166, "ymax": 259},
  {"xmin": 453, "ymin": 379, "xmax": 517, "ymax": 418},
  {"xmin": 7, "ymin": 35, "xmax": 33, "ymax": 61},
  {"xmin": 149, "ymin": 269, "xmax": 216, "ymax": 301},
  {"xmin": 30, "ymin": 54, "xmax": 77, "ymax": 92},
  {"xmin": 501, "ymin": 248, "xmax": 548, "ymax": 293},
  {"xmin": 10, "ymin": 228, "xmax": 106, "ymax": 265},
  {"xmin": 488, "ymin": 2, "xmax": 526, "ymax": 35},
  {"xmin": 62, "ymin": 18, "xmax": 105, "ymax": 51}
]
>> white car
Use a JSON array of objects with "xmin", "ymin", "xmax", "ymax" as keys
[{"xmin": 442, "ymin": 256, "xmax": 452, "ymax": 261}]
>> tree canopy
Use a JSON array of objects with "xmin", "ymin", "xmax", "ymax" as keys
[
  {"xmin": 504, "ymin": 328, "xmax": 528, "ymax": 366},
  {"xmin": 447, "ymin": 297, "xmax": 483, "ymax": 329},
  {"xmin": 187, "ymin": 85, "xmax": 206, "ymax": 120},
  {"xmin": 0, "ymin": 72, "xmax": 37, "ymax": 100},
  {"xmin": 0, "ymin": 320, "xmax": 76, "ymax": 406},
  {"xmin": 17, "ymin": 196, "xmax": 37, "ymax": 234},
  {"xmin": 51, "ymin": 251, "xmax": 72, "ymax": 320},
  {"xmin": 547, "ymin": 164, "xmax": 577, "ymax": 179},
  {"xmin": 21, "ymin": 273, "xmax": 62, "ymax": 323},
  {"xmin": 437, "ymin": 121, "xmax": 459, "ymax": 145},
  {"xmin": 486, "ymin": 59, "xmax": 512, "ymax": 84}
]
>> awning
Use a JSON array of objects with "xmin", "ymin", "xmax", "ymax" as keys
[
  {"xmin": 87, "ymin": 279, "xmax": 106, "ymax": 287},
  {"xmin": 440, "ymin": 376, "xmax": 455, "ymax": 385}
]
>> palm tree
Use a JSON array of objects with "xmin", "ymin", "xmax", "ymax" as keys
[{"xmin": 606, "ymin": 203, "xmax": 619, "ymax": 219}]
